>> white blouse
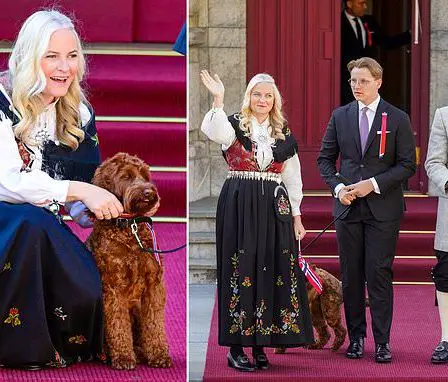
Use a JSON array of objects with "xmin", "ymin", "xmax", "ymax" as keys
[
  {"xmin": 0, "ymin": 85, "xmax": 91, "ymax": 206},
  {"xmin": 201, "ymin": 107, "xmax": 303, "ymax": 216}
]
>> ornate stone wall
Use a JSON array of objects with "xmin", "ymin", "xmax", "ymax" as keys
[{"xmin": 189, "ymin": 0, "xmax": 246, "ymax": 202}]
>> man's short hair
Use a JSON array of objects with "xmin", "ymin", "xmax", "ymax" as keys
[{"xmin": 347, "ymin": 57, "xmax": 383, "ymax": 79}]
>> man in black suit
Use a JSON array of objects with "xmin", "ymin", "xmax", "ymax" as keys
[
  {"xmin": 341, "ymin": 0, "xmax": 411, "ymax": 105},
  {"xmin": 317, "ymin": 57, "xmax": 416, "ymax": 363}
]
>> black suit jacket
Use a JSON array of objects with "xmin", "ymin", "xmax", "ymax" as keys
[
  {"xmin": 340, "ymin": 13, "xmax": 411, "ymax": 105},
  {"xmin": 317, "ymin": 99, "xmax": 416, "ymax": 221}
]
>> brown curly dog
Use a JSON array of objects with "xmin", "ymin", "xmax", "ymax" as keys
[
  {"xmin": 87, "ymin": 152, "xmax": 172, "ymax": 370},
  {"xmin": 275, "ymin": 265, "xmax": 347, "ymax": 353}
]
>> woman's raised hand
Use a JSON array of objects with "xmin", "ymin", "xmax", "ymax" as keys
[{"xmin": 200, "ymin": 70, "xmax": 225, "ymax": 107}]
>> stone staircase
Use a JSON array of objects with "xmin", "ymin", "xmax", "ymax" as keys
[{"xmin": 189, "ymin": 197, "xmax": 218, "ymax": 283}]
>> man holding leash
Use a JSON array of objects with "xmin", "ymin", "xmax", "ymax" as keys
[{"xmin": 317, "ymin": 57, "xmax": 415, "ymax": 363}]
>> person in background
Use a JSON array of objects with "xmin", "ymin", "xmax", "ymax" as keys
[
  {"xmin": 425, "ymin": 107, "xmax": 448, "ymax": 364},
  {"xmin": 340, "ymin": 0, "xmax": 411, "ymax": 105}
]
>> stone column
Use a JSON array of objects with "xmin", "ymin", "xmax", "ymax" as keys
[
  {"xmin": 189, "ymin": 0, "xmax": 247, "ymax": 202},
  {"xmin": 430, "ymin": 0, "xmax": 448, "ymax": 118}
]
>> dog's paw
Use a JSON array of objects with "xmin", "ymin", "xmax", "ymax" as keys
[
  {"xmin": 111, "ymin": 356, "xmax": 137, "ymax": 370},
  {"xmin": 307, "ymin": 342, "xmax": 325, "ymax": 350},
  {"xmin": 147, "ymin": 354, "xmax": 172, "ymax": 368},
  {"xmin": 330, "ymin": 337, "xmax": 346, "ymax": 352},
  {"xmin": 274, "ymin": 346, "xmax": 286, "ymax": 354}
]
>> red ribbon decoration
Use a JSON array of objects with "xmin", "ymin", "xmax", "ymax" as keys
[
  {"xmin": 364, "ymin": 22, "xmax": 373, "ymax": 47},
  {"xmin": 379, "ymin": 112, "xmax": 387, "ymax": 158}
]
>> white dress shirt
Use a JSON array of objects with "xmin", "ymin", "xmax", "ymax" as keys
[
  {"xmin": 345, "ymin": 10, "xmax": 366, "ymax": 48},
  {"xmin": 201, "ymin": 106, "xmax": 303, "ymax": 215},
  {"xmin": 0, "ymin": 84, "xmax": 91, "ymax": 206},
  {"xmin": 334, "ymin": 96, "xmax": 381, "ymax": 198}
]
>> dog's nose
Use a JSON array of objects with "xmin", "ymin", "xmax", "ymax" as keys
[{"xmin": 144, "ymin": 188, "xmax": 157, "ymax": 198}]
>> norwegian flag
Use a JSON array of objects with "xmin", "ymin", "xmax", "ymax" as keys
[{"xmin": 298, "ymin": 240, "xmax": 323, "ymax": 295}]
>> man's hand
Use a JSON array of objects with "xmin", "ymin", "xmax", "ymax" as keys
[
  {"xmin": 346, "ymin": 179, "xmax": 375, "ymax": 198},
  {"xmin": 338, "ymin": 187, "xmax": 357, "ymax": 205}
]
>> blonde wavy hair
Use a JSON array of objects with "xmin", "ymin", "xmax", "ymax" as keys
[
  {"xmin": 8, "ymin": 9, "xmax": 87, "ymax": 150},
  {"xmin": 239, "ymin": 73, "xmax": 286, "ymax": 140}
]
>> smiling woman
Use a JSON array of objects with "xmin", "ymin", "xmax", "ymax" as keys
[
  {"xmin": 199, "ymin": 70, "xmax": 314, "ymax": 371},
  {"xmin": 40, "ymin": 29, "xmax": 79, "ymax": 104},
  {"xmin": 0, "ymin": 9, "xmax": 127, "ymax": 369}
]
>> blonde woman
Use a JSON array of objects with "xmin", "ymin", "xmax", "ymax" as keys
[
  {"xmin": 0, "ymin": 10, "xmax": 124, "ymax": 369},
  {"xmin": 200, "ymin": 71, "xmax": 313, "ymax": 371}
]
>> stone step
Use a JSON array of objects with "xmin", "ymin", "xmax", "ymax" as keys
[
  {"xmin": 189, "ymin": 197, "xmax": 218, "ymax": 234},
  {"xmin": 189, "ymin": 258, "xmax": 217, "ymax": 284},
  {"xmin": 189, "ymin": 217, "xmax": 216, "ymax": 234},
  {"xmin": 190, "ymin": 231, "xmax": 215, "ymax": 243},
  {"xmin": 189, "ymin": 197, "xmax": 217, "ymax": 218}
]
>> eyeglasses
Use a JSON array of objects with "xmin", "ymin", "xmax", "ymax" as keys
[{"xmin": 348, "ymin": 78, "xmax": 374, "ymax": 87}]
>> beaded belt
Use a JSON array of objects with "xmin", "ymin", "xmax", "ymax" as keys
[{"xmin": 227, "ymin": 170, "xmax": 282, "ymax": 184}]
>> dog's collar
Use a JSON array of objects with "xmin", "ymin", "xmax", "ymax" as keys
[{"xmin": 115, "ymin": 214, "xmax": 153, "ymax": 229}]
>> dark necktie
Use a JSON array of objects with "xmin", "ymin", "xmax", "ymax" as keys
[
  {"xmin": 354, "ymin": 18, "xmax": 364, "ymax": 48},
  {"xmin": 360, "ymin": 107, "xmax": 369, "ymax": 153}
]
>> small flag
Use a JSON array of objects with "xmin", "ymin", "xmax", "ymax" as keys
[{"xmin": 298, "ymin": 240, "xmax": 323, "ymax": 294}]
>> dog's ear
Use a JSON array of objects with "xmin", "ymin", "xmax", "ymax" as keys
[{"xmin": 92, "ymin": 156, "xmax": 118, "ymax": 190}]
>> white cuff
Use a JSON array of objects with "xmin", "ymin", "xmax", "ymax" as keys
[
  {"xmin": 334, "ymin": 183, "xmax": 345, "ymax": 198},
  {"xmin": 370, "ymin": 177, "xmax": 380, "ymax": 194}
]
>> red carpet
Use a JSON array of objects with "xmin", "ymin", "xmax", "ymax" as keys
[
  {"xmin": 97, "ymin": 122, "xmax": 186, "ymax": 167},
  {"xmin": 0, "ymin": 223, "xmax": 186, "ymax": 381},
  {"xmin": 0, "ymin": 0, "xmax": 185, "ymax": 43},
  {"xmin": 0, "ymin": 54, "xmax": 186, "ymax": 118},
  {"xmin": 86, "ymin": 55, "xmax": 186, "ymax": 117},
  {"xmin": 203, "ymin": 285, "xmax": 446, "ymax": 382},
  {"xmin": 299, "ymin": 196, "xmax": 438, "ymax": 284}
]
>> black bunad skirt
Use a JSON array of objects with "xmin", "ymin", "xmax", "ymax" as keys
[
  {"xmin": 216, "ymin": 176, "xmax": 314, "ymax": 347},
  {"xmin": 0, "ymin": 202, "xmax": 103, "ymax": 368}
]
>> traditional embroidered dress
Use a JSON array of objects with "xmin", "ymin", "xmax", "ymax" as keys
[
  {"xmin": 0, "ymin": 84, "xmax": 103, "ymax": 368},
  {"xmin": 202, "ymin": 109, "xmax": 314, "ymax": 347}
]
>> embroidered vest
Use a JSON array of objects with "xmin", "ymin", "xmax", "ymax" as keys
[
  {"xmin": 223, "ymin": 113, "xmax": 299, "ymax": 172},
  {"xmin": 0, "ymin": 91, "xmax": 100, "ymax": 183}
]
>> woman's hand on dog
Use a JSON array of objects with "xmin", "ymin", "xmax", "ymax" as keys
[
  {"xmin": 293, "ymin": 215, "xmax": 306, "ymax": 240},
  {"xmin": 67, "ymin": 181, "xmax": 124, "ymax": 220}
]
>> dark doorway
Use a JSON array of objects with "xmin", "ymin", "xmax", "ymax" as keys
[
  {"xmin": 371, "ymin": 0, "xmax": 411, "ymax": 113},
  {"xmin": 247, "ymin": 0, "xmax": 429, "ymax": 191},
  {"xmin": 341, "ymin": 0, "xmax": 429, "ymax": 192}
]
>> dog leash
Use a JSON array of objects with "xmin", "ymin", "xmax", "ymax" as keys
[
  {"xmin": 300, "ymin": 172, "xmax": 354, "ymax": 255},
  {"xmin": 129, "ymin": 220, "xmax": 187, "ymax": 255},
  {"xmin": 299, "ymin": 204, "xmax": 352, "ymax": 255},
  {"xmin": 296, "ymin": 173, "xmax": 355, "ymax": 293},
  {"xmin": 114, "ymin": 215, "xmax": 186, "ymax": 255}
]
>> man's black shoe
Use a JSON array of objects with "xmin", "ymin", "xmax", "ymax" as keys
[
  {"xmin": 346, "ymin": 337, "xmax": 364, "ymax": 359},
  {"xmin": 253, "ymin": 352, "xmax": 269, "ymax": 370},
  {"xmin": 227, "ymin": 352, "xmax": 255, "ymax": 372},
  {"xmin": 375, "ymin": 343, "xmax": 392, "ymax": 363},
  {"xmin": 431, "ymin": 341, "xmax": 448, "ymax": 364}
]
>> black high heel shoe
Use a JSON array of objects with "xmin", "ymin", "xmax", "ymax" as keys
[
  {"xmin": 227, "ymin": 352, "xmax": 255, "ymax": 372},
  {"xmin": 254, "ymin": 352, "xmax": 269, "ymax": 370},
  {"xmin": 431, "ymin": 341, "xmax": 448, "ymax": 364}
]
